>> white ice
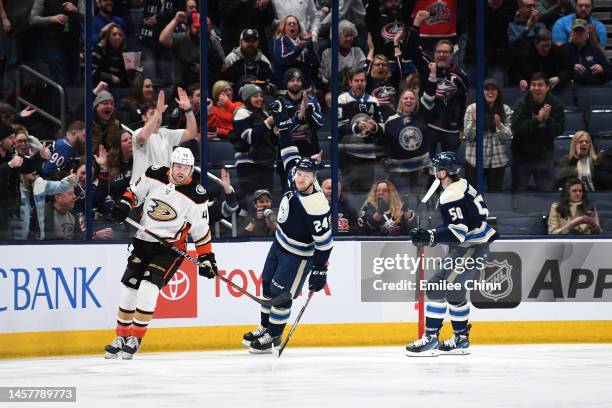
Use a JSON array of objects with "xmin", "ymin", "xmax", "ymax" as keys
[{"xmin": 1, "ymin": 345, "xmax": 611, "ymax": 408}]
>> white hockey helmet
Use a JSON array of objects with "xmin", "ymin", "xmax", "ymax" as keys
[{"xmin": 170, "ymin": 147, "xmax": 195, "ymax": 179}]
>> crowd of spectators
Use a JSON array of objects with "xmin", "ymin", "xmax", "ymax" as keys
[{"xmin": 0, "ymin": 0, "xmax": 611, "ymax": 240}]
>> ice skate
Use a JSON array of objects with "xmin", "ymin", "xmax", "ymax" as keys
[
  {"xmin": 248, "ymin": 333, "xmax": 281, "ymax": 354},
  {"xmin": 121, "ymin": 336, "xmax": 141, "ymax": 360},
  {"xmin": 405, "ymin": 333, "xmax": 439, "ymax": 357},
  {"xmin": 439, "ymin": 324, "xmax": 471, "ymax": 355},
  {"xmin": 104, "ymin": 336, "xmax": 126, "ymax": 359},
  {"xmin": 242, "ymin": 325, "xmax": 268, "ymax": 347}
]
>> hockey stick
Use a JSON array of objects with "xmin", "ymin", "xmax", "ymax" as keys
[
  {"xmin": 276, "ymin": 291, "xmax": 314, "ymax": 358},
  {"xmin": 122, "ymin": 217, "xmax": 291, "ymax": 307}
]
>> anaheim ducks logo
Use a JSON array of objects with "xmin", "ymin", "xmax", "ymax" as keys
[{"xmin": 147, "ymin": 199, "xmax": 178, "ymax": 221}]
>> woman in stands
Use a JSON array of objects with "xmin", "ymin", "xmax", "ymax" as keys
[
  {"xmin": 208, "ymin": 80, "xmax": 242, "ymax": 139},
  {"xmin": 358, "ymin": 180, "xmax": 416, "ymax": 236},
  {"xmin": 463, "ymin": 78, "xmax": 512, "ymax": 191},
  {"xmin": 98, "ymin": 130, "xmax": 134, "ymax": 201},
  {"xmin": 557, "ymin": 130, "xmax": 600, "ymax": 191},
  {"xmin": 548, "ymin": 177, "xmax": 602, "ymax": 234},
  {"xmin": 115, "ymin": 75, "xmax": 156, "ymax": 127},
  {"xmin": 92, "ymin": 23, "xmax": 130, "ymax": 89},
  {"xmin": 272, "ymin": 15, "xmax": 318, "ymax": 88},
  {"xmin": 380, "ymin": 88, "xmax": 431, "ymax": 192}
]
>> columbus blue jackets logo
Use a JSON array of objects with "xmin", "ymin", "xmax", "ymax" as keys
[
  {"xmin": 435, "ymin": 77, "xmax": 458, "ymax": 103},
  {"xmin": 291, "ymin": 123, "xmax": 313, "ymax": 142},
  {"xmin": 147, "ymin": 199, "xmax": 178, "ymax": 221},
  {"xmin": 426, "ymin": 0, "xmax": 452, "ymax": 25},
  {"xmin": 278, "ymin": 196, "xmax": 290, "ymax": 223},
  {"xmin": 371, "ymin": 86, "xmax": 397, "ymax": 107},
  {"xmin": 398, "ymin": 126, "xmax": 423, "ymax": 151},
  {"xmin": 479, "ymin": 259, "xmax": 513, "ymax": 302},
  {"xmin": 351, "ymin": 113, "xmax": 374, "ymax": 138},
  {"xmin": 380, "ymin": 22, "xmax": 404, "ymax": 43}
]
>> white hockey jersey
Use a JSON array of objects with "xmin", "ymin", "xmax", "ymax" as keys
[{"xmin": 124, "ymin": 166, "xmax": 212, "ymax": 254}]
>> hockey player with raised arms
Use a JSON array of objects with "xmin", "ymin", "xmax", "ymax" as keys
[
  {"xmin": 242, "ymin": 97, "xmax": 333, "ymax": 354},
  {"xmin": 406, "ymin": 151, "xmax": 498, "ymax": 356},
  {"xmin": 104, "ymin": 147, "xmax": 218, "ymax": 359}
]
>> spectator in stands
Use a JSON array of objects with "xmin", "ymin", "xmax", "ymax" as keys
[
  {"xmin": 509, "ymin": 28, "xmax": 572, "ymax": 92},
  {"xmin": 41, "ymin": 121, "xmax": 85, "ymax": 177},
  {"xmin": 338, "ymin": 66, "xmax": 384, "ymax": 193},
  {"xmin": 464, "ymin": 78, "xmax": 512, "ymax": 191},
  {"xmin": 45, "ymin": 189, "xmax": 114, "ymax": 240},
  {"xmin": 365, "ymin": 32, "xmax": 403, "ymax": 120},
  {"xmin": 272, "ymin": 15, "xmax": 318, "ymax": 88},
  {"xmin": 169, "ymin": 83, "xmax": 202, "ymax": 132},
  {"xmin": 13, "ymin": 157, "xmax": 76, "ymax": 240},
  {"xmin": 100, "ymin": 130, "xmax": 133, "ymax": 200},
  {"xmin": 552, "ymin": 0, "xmax": 607, "ymax": 46},
  {"xmin": 231, "ymin": 84, "xmax": 277, "ymax": 202},
  {"xmin": 0, "ymin": 123, "xmax": 22, "ymax": 239},
  {"xmin": 537, "ymin": 0, "xmax": 575, "ymax": 28},
  {"xmin": 319, "ymin": 0, "xmax": 367, "ymax": 52},
  {"xmin": 320, "ymin": 19, "xmax": 366, "ymax": 105},
  {"xmin": 241, "ymin": 189, "xmax": 277, "ymax": 237},
  {"xmin": 208, "ymin": 80, "xmax": 242, "ymax": 139},
  {"xmin": 548, "ymin": 177, "xmax": 602, "ymax": 234},
  {"xmin": 29, "ymin": 0, "xmax": 84, "ymax": 87},
  {"xmin": 217, "ymin": 0, "xmax": 275, "ymax": 58},
  {"xmin": 407, "ymin": 10, "xmax": 468, "ymax": 157},
  {"xmin": 557, "ymin": 130, "xmax": 600, "ymax": 190},
  {"xmin": 474, "ymin": 0, "xmax": 515, "ymax": 84},
  {"xmin": 115, "ymin": 75, "xmax": 156, "ymax": 127},
  {"xmin": 507, "ymin": 0, "xmax": 547, "ymax": 50},
  {"xmin": 321, "ymin": 177, "xmax": 358, "ymax": 235},
  {"xmin": 511, "ymin": 72, "xmax": 565, "ymax": 191},
  {"xmin": 271, "ymin": 0, "xmax": 321, "ymax": 45},
  {"xmin": 93, "ymin": 23, "xmax": 129, "ymax": 88},
  {"xmin": 133, "ymin": 0, "xmax": 164, "ymax": 79},
  {"xmin": 205, "ymin": 16, "xmax": 226, "ymax": 94},
  {"xmin": 278, "ymin": 68, "xmax": 323, "ymax": 184},
  {"xmin": 358, "ymin": 179, "xmax": 415, "ymax": 235},
  {"xmin": 92, "ymin": 0, "xmax": 125, "ymax": 45},
  {"xmin": 14, "ymin": 128, "xmax": 50, "ymax": 160},
  {"xmin": 131, "ymin": 88, "xmax": 197, "ymax": 182},
  {"xmin": 93, "ymin": 89, "xmax": 122, "ymax": 153},
  {"xmin": 560, "ymin": 18, "xmax": 612, "ymax": 85},
  {"xmin": 380, "ymin": 88, "xmax": 431, "ymax": 192},
  {"xmin": 365, "ymin": 0, "xmax": 410, "ymax": 64},
  {"xmin": 224, "ymin": 29, "xmax": 274, "ymax": 95},
  {"xmin": 159, "ymin": 11, "xmax": 201, "ymax": 88}
]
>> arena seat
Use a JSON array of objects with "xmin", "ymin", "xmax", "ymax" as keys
[
  {"xmin": 495, "ymin": 215, "xmax": 548, "ymax": 235},
  {"xmin": 482, "ymin": 192, "xmax": 518, "ymax": 215},
  {"xmin": 562, "ymin": 110, "xmax": 586, "ymax": 138},
  {"xmin": 514, "ymin": 193, "xmax": 558, "ymax": 216},
  {"xmin": 208, "ymin": 140, "xmax": 236, "ymax": 166},
  {"xmin": 587, "ymin": 108, "xmax": 612, "ymax": 137},
  {"xmin": 575, "ymin": 86, "xmax": 612, "ymax": 110},
  {"xmin": 554, "ymin": 136, "xmax": 572, "ymax": 164}
]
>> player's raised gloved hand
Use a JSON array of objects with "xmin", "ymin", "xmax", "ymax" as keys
[
  {"xmin": 410, "ymin": 227, "xmax": 436, "ymax": 247},
  {"xmin": 110, "ymin": 198, "xmax": 131, "ymax": 223},
  {"xmin": 198, "ymin": 252, "xmax": 218, "ymax": 279},
  {"xmin": 308, "ymin": 267, "xmax": 327, "ymax": 292}
]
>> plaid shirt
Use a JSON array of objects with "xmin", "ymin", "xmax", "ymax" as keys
[{"xmin": 463, "ymin": 103, "xmax": 513, "ymax": 169}]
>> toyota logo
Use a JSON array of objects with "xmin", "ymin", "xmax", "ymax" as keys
[{"xmin": 160, "ymin": 269, "xmax": 190, "ymax": 301}]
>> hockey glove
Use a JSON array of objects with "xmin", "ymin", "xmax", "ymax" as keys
[
  {"xmin": 198, "ymin": 252, "xmax": 218, "ymax": 279},
  {"xmin": 110, "ymin": 198, "xmax": 131, "ymax": 224},
  {"xmin": 410, "ymin": 227, "xmax": 436, "ymax": 247},
  {"xmin": 308, "ymin": 267, "xmax": 327, "ymax": 292}
]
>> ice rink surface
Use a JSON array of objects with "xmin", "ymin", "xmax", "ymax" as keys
[{"xmin": 1, "ymin": 344, "xmax": 611, "ymax": 408}]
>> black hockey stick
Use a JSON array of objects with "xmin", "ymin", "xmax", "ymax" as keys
[
  {"xmin": 122, "ymin": 217, "xmax": 291, "ymax": 307},
  {"xmin": 276, "ymin": 290, "xmax": 314, "ymax": 358}
]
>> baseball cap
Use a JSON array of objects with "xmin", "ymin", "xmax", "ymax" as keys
[
  {"xmin": 0, "ymin": 123, "xmax": 15, "ymax": 141},
  {"xmin": 483, "ymin": 78, "xmax": 501, "ymax": 90},
  {"xmin": 240, "ymin": 28, "xmax": 259, "ymax": 41},
  {"xmin": 18, "ymin": 156, "xmax": 38, "ymax": 174},
  {"xmin": 253, "ymin": 189, "xmax": 272, "ymax": 201},
  {"xmin": 572, "ymin": 18, "xmax": 588, "ymax": 30}
]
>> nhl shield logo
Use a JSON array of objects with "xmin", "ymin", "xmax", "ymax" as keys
[{"xmin": 479, "ymin": 259, "xmax": 513, "ymax": 301}]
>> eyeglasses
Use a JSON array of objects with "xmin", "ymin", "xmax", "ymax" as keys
[{"xmin": 374, "ymin": 63, "xmax": 388, "ymax": 68}]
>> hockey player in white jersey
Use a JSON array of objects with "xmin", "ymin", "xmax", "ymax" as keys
[
  {"xmin": 405, "ymin": 151, "xmax": 498, "ymax": 357},
  {"xmin": 242, "ymin": 99, "xmax": 334, "ymax": 354},
  {"xmin": 104, "ymin": 147, "xmax": 217, "ymax": 359}
]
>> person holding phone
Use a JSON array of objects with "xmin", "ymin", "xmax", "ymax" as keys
[{"xmin": 548, "ymin": 177, "xmax": 602, "ymax": 234}]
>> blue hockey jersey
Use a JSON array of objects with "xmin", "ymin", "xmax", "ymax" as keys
[
  {"xmin": 435, "ymin": 179, "xmax": 498, "ymax": 246},
  {"xmin": 276, "ymin": 130, "xmax": 333, "ymax": 267}
]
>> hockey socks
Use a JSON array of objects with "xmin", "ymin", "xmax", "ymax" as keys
[
  {"xmin": 448, "ymin": 301, "xmax": 470, "ymax": 334},
  {"xmin": 425, "ymin": 300, "xmax": 447, "ymax": 335},
  {"xmin": 115, "ymin": 285, "xmax": 137, "ymax": 337}
]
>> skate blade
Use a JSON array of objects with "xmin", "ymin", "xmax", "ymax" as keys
[
  {"xmin": 248, "ymin": 347, "xmax": 273, "ymax": 354},
  {"xmin": 439, "ymin": 348, "xmax": 470, "ymax": 355},
  {"xmin": 104, "ymin": 352, "xmax": 119, "ymax": 359},
  {"xmin": 405, "ymin": 349, "xmax": 440, "ymax": 357},
  {"xmin": 241, "ymin": 340, "xmax": 252, "ymax": 347}
]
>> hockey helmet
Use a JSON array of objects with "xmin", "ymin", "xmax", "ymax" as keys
[
  {"xmin": 295, "ymin": 157, "xmax": 320, "ymax": 174},
  {"xmin": 431, "ymin": 151, "xmax": 461, "ymax": 175},
  {"xmin": 170, "ymin": 147, "xmax": 195, "ymax": 179}
]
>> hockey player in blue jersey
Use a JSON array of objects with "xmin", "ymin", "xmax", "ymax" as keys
[
  {"xmin": 406, "ymin": 151, "xmax": 498, "ymax": 357},
  {"xmin": 243, "ymin": 99, "xmax": 333, "ymax": 354}
]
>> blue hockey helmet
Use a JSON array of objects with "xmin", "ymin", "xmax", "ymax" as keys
[
  {"xmin": 294, "ymin": 157, "xmax": 321, "ymax": 174},
  {"xmin": 431, "ymin": 151, "xmax": 461, "ymax": 175}
]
